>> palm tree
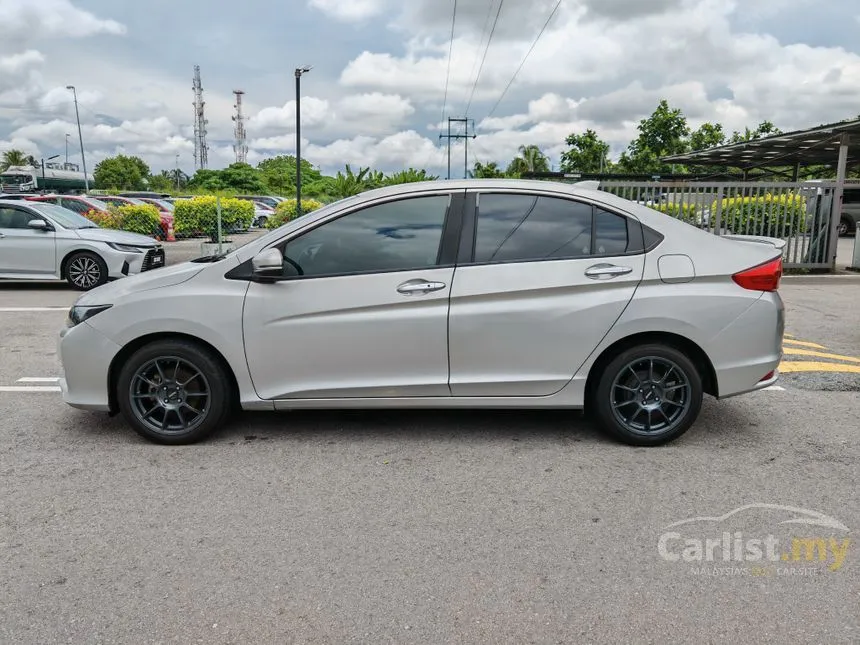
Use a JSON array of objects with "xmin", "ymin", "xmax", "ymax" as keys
[
  {"xmin": 471, "ymin": 161, "xmax": 505, "ymax": 178},
  {"xmin": 1, "ymin": 149, "xmax": 33, "ymax": 171},
  {"xmin": 506, "ymin": 145, "xmax": 551, "ymax": 177},
  {"xmin": 384, "ymin": 168, "xmax": 439, "ymax": 185}
]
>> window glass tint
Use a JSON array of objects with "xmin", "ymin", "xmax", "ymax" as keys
[
  {"xmin": 475, "ymin": 194, "xmax": 592, "ymax": 263},
  {"xmin": 283, "ymin": 195, "xmax": 449, "ymax": 277},
  {"xmin": 0, "ymin": 208, "xmax": 34, "ymax": 229},
  {"xmin": 594, "ymin": 208, "xmax": 629, "ymax": 255},
  {"xmin": 843, "ymin": 189, "xmax": 860, "ymax": 204}
]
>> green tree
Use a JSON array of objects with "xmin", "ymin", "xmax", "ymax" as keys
[
  {"xmin": 617, "ymin": 100, "xmax": 690, "ymax": 173},
  {"xmin": 1, "ymin": 149, "xmax": 33, "ymax": 170},
  {"xmin": 729, "ymin": 120, "xmax": 782, "ymax": 144},
  {"xmin": 560, "ymin": 129, "xmax": 611, "ymax": 173},
  {"xmin": 257, "ymin": 155, "xmax": 321, "ymax": 194},
  {"xmin": 93, "ymin": 155, "xmax": 150, "ymax": 190},
  {"xmin": 188, "ymin": 163, "xmax": 266, "ymax": 193},
  {"xmin": 384, "ymin": 168, "xmax": 439, "ymax": 185},
  {"xmin": 506, "ymin": 145, "xmax": 550, "ymax": 177},
  {"xmin": 471, "ymin": 161, "xmax": 505, "ymax": 178},
  {"xmin": 689, "ymin": 122, "xmax": 726, "ymax": 151}
]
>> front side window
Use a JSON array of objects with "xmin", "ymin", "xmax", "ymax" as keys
[
  {"xmin": 0, "ymin": 207, "xmax": 36, "ymax": 229},
  {"xmin": 281, "ymin": 195, "xmax": 450, "ymax": 278}
]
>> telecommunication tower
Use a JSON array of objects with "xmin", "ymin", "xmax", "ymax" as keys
[
  {"xmin": 232, "ymin": 90, "xmax": 248, "ymax": 164},
  {"xmin": 192, "ymin": 65, "xmax": 209, "ymax": 170}
]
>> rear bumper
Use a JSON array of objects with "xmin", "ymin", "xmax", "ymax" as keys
[{"xmin": 58, "ymin": 321, "xmax": 120, "ymax": 412}]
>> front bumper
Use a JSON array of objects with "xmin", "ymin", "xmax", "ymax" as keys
[
  {"xmin": 58, "ymin": 321, "xmax": 121, "ymax": 411},
  {"xmin": 104, "ymin": 246, "xmax": 165, "ymax": 279}
]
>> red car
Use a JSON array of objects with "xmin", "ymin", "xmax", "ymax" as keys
[
  {"xmin": 100, "ymin": 195, "xmax": 175, "ymax": 241},
  {"xmin": 27, "ymin": 194, "xmax": 111, "ymax": 217}
]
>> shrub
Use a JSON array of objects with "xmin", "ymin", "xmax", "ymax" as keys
[
  {"xmin": 714, "ymin": 193, "xmax": 807, "ymax": 235},
  {"xmin": 85, "ymin": 208, "xmax": 122, "ymax": 229},
  {"xmin": 173, "ymin": 196, "xmax": 255, "ymax": 241},
  {"xmin": 652, "ymin": 201, "xmax": 700, "ymax": 225},
  {"xmin": 116, "ymin": 204, "xmax": 161, "ymax": 236},
  {"xmin": 266, "ymin": 198, "xmax": 324, "ymax": 229}
]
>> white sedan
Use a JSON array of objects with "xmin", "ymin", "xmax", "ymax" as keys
[{"xmin": 0, "ymin": 199, "xmax": 165, "ymax": 290}]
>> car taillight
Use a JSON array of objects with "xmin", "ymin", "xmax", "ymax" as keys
[{"xmin": 732, "ymin": 256, "xmax": 782, "ymax": 292}]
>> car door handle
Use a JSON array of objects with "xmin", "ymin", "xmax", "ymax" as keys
[
  {"xmin": 585, "ymin": 263, "xmax": 633, "ymax": 279},
  {"xmin": 397, "ymin": 279, "xmax": 447, "ymax": 295},
  {"xmin": 0, "ymin": 233, "xmax": 5, "ymax": 238}
]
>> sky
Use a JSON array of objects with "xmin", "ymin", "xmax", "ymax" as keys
[{"xmin": 1, "ymin": 0, "xmax": 859, "ymax": 176}]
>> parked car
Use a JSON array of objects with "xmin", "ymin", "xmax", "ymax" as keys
[
  {"xmin": 838, "ymin": 187, "xmax": 860, "ymax": 236},
  {"xmin": 115, "ymin": 196, "xmax": 175, "ymax": 240},
  {"xmin": 236, "ymin": 195, "xmax": 282, "ymax": 209},
  {"xmin": 251, "ymin": 201, "xmax": 275, "ymax": 228},
  {"xmin": 0, "ymin": 199, "xmax": 164, "ymax": 290},
  {"xmin": 27, "ymin": 194, "xmax": 112, "ymax": 217},
  {"xmin": 58, "ymin": 179, "xmax": 784, "ymax": 446}
]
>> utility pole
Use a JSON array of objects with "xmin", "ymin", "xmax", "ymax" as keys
[
  {"xmin": 65, "ymin": 134, "xmax": 70, "ymax": 166},
  {"xmin": 232, "ymin": 90, "xmax": 248, "ymax": 164},
  {"xmin": 66, "ymin": 86, "xmax": 89, "ymax": 192},
  {"xmin": 295, "ymin": 65, "xmax": 312, "ymax": 216},
  {"xmin": 438, "ymin": 117, "xmax": 476, "ymax": 179},
  {"xmin": 192, "ymin": 65, "xmax": 209, "ymax": 170}
]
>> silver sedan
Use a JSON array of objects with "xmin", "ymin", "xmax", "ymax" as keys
[
  {"xmin": 0, "ymin": 199, "xmax": 165, "ymax": 290},
  {"xmin": 58, "ymin": 180, "xmax": 784, "ymax": 446}
]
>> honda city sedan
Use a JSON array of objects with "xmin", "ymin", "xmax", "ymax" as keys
[
  {"xmin": 0, "ymin": 199, "xmax": 164, "ymax": 289},
  {"xmin": 58, "ymin": 180, "xmax": 784, "ymax": 446}
]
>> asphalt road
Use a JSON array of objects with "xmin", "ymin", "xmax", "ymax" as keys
[{"xmin": 0, "ymin": 278, "xmax": 858, "ymax": 644}]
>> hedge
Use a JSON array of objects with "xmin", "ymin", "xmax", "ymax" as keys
[
  {"xmin": 86, "ymin": 204, "xmax": 161, "ymax": 236},
  {"xmin": 173, "ymin": 196, "xmax": 255, "ymax": 241},
  {"xmin": 652, "ymin": 201, "xmax": 700, "ymax": 225},
  {"xmin": 714, "ymin": 193, "xmax": 807, "ymax": 235},
  {"xmin": 266, "ymin": 198, "xmax": 324, "ymax": 229}
]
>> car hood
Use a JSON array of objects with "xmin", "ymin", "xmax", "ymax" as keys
[
  {"xmin": 74, "ymin": 261, "xmax": 206, "ymax": 306},
  {"xmin": 76, "ymin": 228, "xmax": 158, "ymax": 246}
]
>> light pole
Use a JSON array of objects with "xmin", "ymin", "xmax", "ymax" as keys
[
  {"xmin": 65, "ymin": 134, "xmax": 70, "ymax": 166},
  {"xmin": 295, "ymin": 65, "xmax": 312, "ymax": 217},
  {"xmin": 41, "ymin": 154, "xmax": 60, "ymax": 191},
  {"xmin": 66, "ymin": 86, "xmax": 89, "ymax": 192}
]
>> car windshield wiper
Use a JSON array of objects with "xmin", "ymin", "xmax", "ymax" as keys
[{"xmin": 191, "ymin": 252, "xmax": 229, "ymax": 263}]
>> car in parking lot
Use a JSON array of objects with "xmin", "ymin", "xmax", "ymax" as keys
[
  {"xmin": 27, "ymin": 194, "xmax": 112, "ymax": 218},
  {"xmin": 838, "ymin": 186, "xmax": 860, "ymax": 236},
  {"xmin": 58, "ymin": 179, "xmax": 784, "ymax": 446},
  {"xmin": 100, "ymin": 195, "xmax": 175, "ymax": 239},
  {"xmin": 0, "ymin": 199, "xmax": 164, "ymax": 290}
]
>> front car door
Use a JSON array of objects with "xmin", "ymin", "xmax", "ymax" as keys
[
  {"xmin": 448, "ymin": 190, "xmax": 649, "ymax": 397},
  {"xmin": 242, "ymin": 190, "xmax": 464, "ymax": 401},
  {"xmin": 0, "ymin": 206, "xmax": 57, "ymax": 275}
]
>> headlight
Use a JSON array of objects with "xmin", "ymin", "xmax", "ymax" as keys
[
  {"xmin": 106, "ymin": 242, "xmax": 148, "ymax": 253},
  {"xmin": 68, "ymin": 304, "xmax": 112, "ymax": 327}
]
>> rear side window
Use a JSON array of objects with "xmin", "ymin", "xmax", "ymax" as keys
[
  {"xmin": 473, "ymin": 194, "xmax": 654, "ymax": 263},
  {"xmin": 843, "ymin": 189, "xmax": 860, "ymax": 205}
]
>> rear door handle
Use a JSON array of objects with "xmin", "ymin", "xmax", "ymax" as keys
[
  {"xmin": 585, "ymin": 263, "xmax": 633, "ymax": 279},
  {"xmin": 397, "ymin": 279, "xmax": 447, "ymax": 295}
]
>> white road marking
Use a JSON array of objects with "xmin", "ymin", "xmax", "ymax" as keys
[
  {"xmin": 0, "ymin": 386, "xmax": 61, "ymax": 393},
  {"xmin": 762, "ymin": 385, "xmax": 786, "ymax": 391},
  {"xmin": 17, "ymin": 377, "xmax": 61, "ymax": 383},
  {"xmin": 0, "ymin": 307, "xmax": 68, "ymax": 312}
]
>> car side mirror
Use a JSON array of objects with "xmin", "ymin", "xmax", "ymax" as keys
[
  {"xmin": 27, "ymin": 219, "xmax": 50, "ymax": 230},
  {"xmin": 251, "ymin": 248, "xmax": 285, "ymax": 281}
]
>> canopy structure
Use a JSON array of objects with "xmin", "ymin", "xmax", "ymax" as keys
[{"xmin": 662, "ymin": 118, "xmax": 860, "ymax": 174}]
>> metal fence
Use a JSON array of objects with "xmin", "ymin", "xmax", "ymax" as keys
[{"xmin": 596, "ymin": 181, "xmax": 839, "ymax": 270}]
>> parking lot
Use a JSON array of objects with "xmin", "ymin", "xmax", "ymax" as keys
[{"xmin": 1, "ymin": 273, "xmax": 858, "ymax": 644}]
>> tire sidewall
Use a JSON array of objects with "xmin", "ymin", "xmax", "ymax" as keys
[
  {"xmin": 66, "ymin": 251, "xmax": 108, "ymax": 291},
  {"xmin": 593, "ymin": 343, "xmax": 703, "ymax": 446},
  {"xmin": 116, "ymin": 340, "xmax": 230, "ymax": 445}
]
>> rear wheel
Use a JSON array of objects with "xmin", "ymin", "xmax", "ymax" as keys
[
  {"xmin": 116, "ymin": 340, "xmax": 232, "ymax": 445},
  {"xmin": 66, "ymin": 251, "xmax": 108, "ymax": 290},
  {"xmin": 592, "ymin": 344, "xmax": 703, "ymax": 446}
]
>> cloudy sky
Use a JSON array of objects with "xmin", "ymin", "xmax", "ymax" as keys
[{"xmin": 1, "ymin": 0, "xmax": 859, "ymax": 176}]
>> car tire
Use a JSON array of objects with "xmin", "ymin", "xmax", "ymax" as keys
[
  {"xmin": 65, "ymin": 251, "xmax": 108, "ymax": 291},
  {"xmin": 837, "ymin": 218, "xmax": 850, "ymax": 237},
  {"xmin": 592, "ymin": 343, "xmax": 703, "ymax": 446},
  {"xmin": 116, "ymin": 339, "xmax": 232, "ymax": 445}
]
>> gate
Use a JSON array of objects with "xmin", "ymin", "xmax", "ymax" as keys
[{"xmin": 595, "ymin": 181, "xmax": 838, "ymax": 270}]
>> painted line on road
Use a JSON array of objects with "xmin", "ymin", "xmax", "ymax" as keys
[
  {"xmin": 762, "ymin": 385, "xmax": 786, "ymax": 391},
  {"xmin": 0, "ymin": 307, "xmax": 68, "ymax": 312},
  {"xmin": 781, "ymin": 348, "xmax": 860, "ymax": 364},
  {"xmin": 782, "ymin": 339, "xmax": 827, "ymax": 349},
  {"xmin": 779, "ymin": 362, "xmax": 860, "ymax": 374},
  {"xmin": 17, "ymin": 377, "xmax": 61, "ymax": 383},
  {"xmin": 0, "ymin": 386, "xmax": 61, "ymax": 393}
]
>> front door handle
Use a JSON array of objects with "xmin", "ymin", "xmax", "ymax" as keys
[
  {"xmin": 397, "ymin": 279, "xmax": 447, "ymax": 295},
  {"xmin": 585, "ymin": 263, "xmax": 633, "ymax": 280},
  {"xmin": 0, "ymin": 233, "xmax": 5, "ymax": 239}
]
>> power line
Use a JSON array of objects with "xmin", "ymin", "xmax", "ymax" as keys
[
  {"xmin": 439, "ymin": 0, "xmax": 458, "ymax": 138},
  {"xmin": 485, "ymin": 0, "xmax": 563, "ymax": 121},
  {"xmin": 462, "ymin": 0, "xmax": 497, "ymax": 113},
  {"xmin": 464, "ymin": 0, "xmax": 505, "ymax": 117}
]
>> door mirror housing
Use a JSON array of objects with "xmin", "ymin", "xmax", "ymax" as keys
[
  {"xmin": 27, "ymin": 219, "xmax": 50, "ymax": 230},
  {"xmin": 251, "ymin": 247, "xmax": 285, "ymax": 281}
]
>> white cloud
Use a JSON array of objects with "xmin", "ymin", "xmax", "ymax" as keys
[
  {"xmin": 338, "ymin": 92, "xmax": 415, "ymax": 123},
  {"xmin": 308, "ymin": 0, "xmax": 387, "ymax": 21},
  {"xmin": 0, "ymin": 0, "xmax": 126, "ymax": 41},
  {"xmin": 249, "ymin": 97, "xmax": 330, "ymax": 132}
]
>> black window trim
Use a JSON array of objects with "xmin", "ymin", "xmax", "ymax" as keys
[
  {"xmin": 226, "ymin": 189, "xmax": 467, "ymax": 282},
  {"xmin": 459, "ymin": 189, "xmax": 661, "ymax": 267}
]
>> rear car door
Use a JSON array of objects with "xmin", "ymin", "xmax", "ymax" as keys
[
  {"xmin": 0, "ymin": 206, "xmax": 57, "ymax": 275},
  {"xmin": 241, "ymin": 190, "xmax": 464, "ymax": 401},
  {"xmin": 448, "ymin": 191, "xmax": 647, "ymax": 397}
]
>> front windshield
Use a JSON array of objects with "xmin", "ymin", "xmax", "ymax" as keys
[
  {"xmin": 27, "ymin": 202, "xmax": 99, "ymax": 229},
  {"xmin": 152, "ymin": 199, "xmax": 174, "ymax": 211},
  {"xmin": 79, "ymin": 197, "xmax": 110, "ymax": 211},
  {"xmin": 0, "ymin": 174, "xmax": 29, "ymax": 185}
]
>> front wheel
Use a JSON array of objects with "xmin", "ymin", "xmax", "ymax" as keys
[
  {"xmin": 837, "ymin": 218, "xmax": 850, "ymax": 237},
  {"xmin": 116, "ymin": 339, "xmax": 232, "ymax": 445},
  {"xmin": 66, "ymin": 251, "xmax": 108, "ymax": 290},
  {"xmin": 592, "ymin": 344, "xmax": 703, "ymax": 446}
]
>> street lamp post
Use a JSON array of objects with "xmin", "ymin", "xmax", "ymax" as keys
[
  {"xmin": 41, "ymin": 155, "xmax": 60, "ymax": 192},
  {"xmin": 65, "ymin": 134, "xmax": 70, "ymax": 166},
  {"xmin": 66, "ymin": 86, "xmax": 89, "ymax": 192},
  {"xmin": 295, "ymin": 65, "xmax": 312, "ymax": 217}
]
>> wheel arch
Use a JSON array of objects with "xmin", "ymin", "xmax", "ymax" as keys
[
  {"xmin": 583, "ymin": 331, "xmax": 718, "ymax": 411},
  {"xmin": 60, "ymin": 246, "xmax": 105, "ymax": 280},
  {"xmin": 107, "ymin": 332, "xmax": 240, "ymax": 415}
]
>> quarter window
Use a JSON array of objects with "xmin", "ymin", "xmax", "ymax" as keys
[{"xmin": 282, "ymin": 195, "xmax": 450, "ymax": 278}]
